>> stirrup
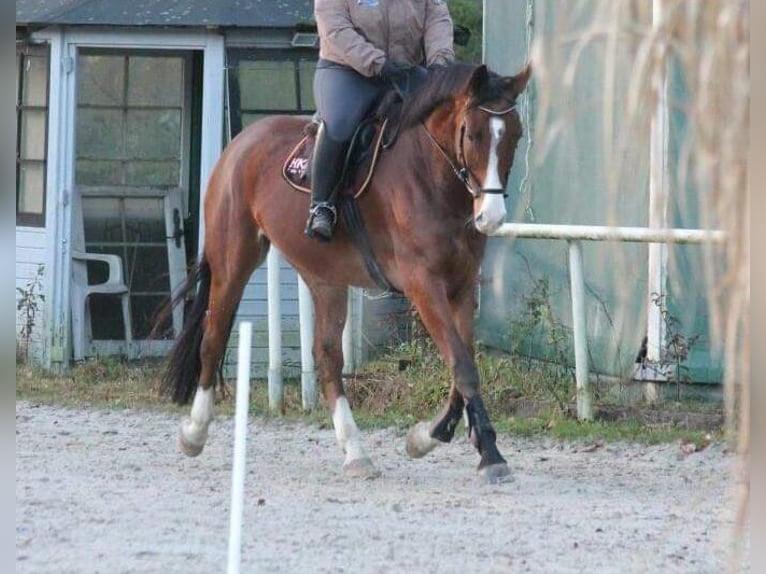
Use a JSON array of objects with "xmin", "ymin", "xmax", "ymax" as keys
[
  {"xmin": 305, "ymin": 202, "xmax": 338, "ymax": 241},
  {"xmin": 308, "ymin": 202, "xmax": 338, "ymax": 226}
]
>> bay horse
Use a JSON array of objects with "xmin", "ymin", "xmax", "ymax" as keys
[{"xmin": 160, "ymin": 62, "xmax": 531, "ymax": 483}]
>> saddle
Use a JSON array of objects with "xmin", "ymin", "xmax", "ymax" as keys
[
  {"xmin": 282, "ymin": 116, "xmax": 389, "ymax": 199},
  {"xmin": 281, "ymin": 92, "xmax": 405, "ymax": 295}
]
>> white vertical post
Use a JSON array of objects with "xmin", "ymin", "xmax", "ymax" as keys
[
  {"xmin": 342, "ymin": 287, "xmax": 364, "ymax": 375},
  {"xmin": 297, "ymin": 276, "xmax": 317, "ymax": 410},
  {"xmin": 646, "ymin": 0, "xmax": 669, "ymax": 392},
  {"xmin": 568, "ymin": 241, "xmax": 592, "ymax": 421},
  {"xmin": 227, "ymin": 321, "xmax": 252, "ymax": 574},
  {"xmin": 267, "ymin": 249, "xmax": 283, "ymax": 412},
  {"xmin": 342, "ymin": 289, "xmax": 354, "ymax": 375},
  {"xmin": 197, "ymin": 31, "xmax": 225, "ymax": 257}
]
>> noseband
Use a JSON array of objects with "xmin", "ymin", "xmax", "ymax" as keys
[{"xmin": 422, "ymin": 102, "xmax": 518, "ymax": 198}]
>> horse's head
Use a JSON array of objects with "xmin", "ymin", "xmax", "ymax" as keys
[
  {"xmin": 456, "ymin": 64, "xmax": 531, "ymax": 234},
  {"xmin": 398, "ymin": 62, "xmax": 531, "ymax": 234}
]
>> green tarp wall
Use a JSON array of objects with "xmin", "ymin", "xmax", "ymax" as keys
[{"xmin": 477, "ymin": 0, "xmax": 723, "ymax": 383}]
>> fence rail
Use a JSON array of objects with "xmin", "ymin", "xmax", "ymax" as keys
[{"xmin": 266, "ymin": 223, "xmax": 727, "ymax": 421}]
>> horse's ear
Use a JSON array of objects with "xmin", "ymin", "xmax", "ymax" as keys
[
  {"xmin": 504, "ymin": 63, "xmax": 532, "ymax": 98},
  {"xmin": 466, "ymin": 64, "xmax": 490, "ymax": 97}
]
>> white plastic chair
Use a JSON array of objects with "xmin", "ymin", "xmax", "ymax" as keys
[{"xmin": 70, "ymin": 193, "xmax": 133, "ymax": 361}]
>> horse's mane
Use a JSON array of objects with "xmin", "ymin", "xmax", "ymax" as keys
[{"xmin": 397, "ymin": 63, "xmax": 506, "ymax": 131}]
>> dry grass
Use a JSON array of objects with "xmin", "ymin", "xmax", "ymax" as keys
[{"xmin": 530, "ymin": 1, "xmax": 749, "ymax": 569}]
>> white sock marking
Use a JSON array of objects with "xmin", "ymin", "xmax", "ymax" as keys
[
  {"xmin": 332, "ymin": 397, "xmax": 368, "ymax": 464},
  {"xmin": 183, "ymin": 386, "xmax": 214, "ymax": 446}
]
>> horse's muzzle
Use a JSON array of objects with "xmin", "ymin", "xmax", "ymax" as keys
[{"xmin": 474, "ymin": 190, "xmax": 507, "ymax": 234}]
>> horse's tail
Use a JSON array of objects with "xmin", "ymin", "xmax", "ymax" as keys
[{"xmin": 158, "ymin": 254, "xmax": 212, "ymax": 405}]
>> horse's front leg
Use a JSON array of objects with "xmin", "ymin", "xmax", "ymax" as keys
[
  {"xmin": 407, "ymin": 286, "xmax": 475, "ymax": 456},
  {"xmin": 405, "ymin": 277, "xmax": 510, "ymax": 483},
  {"xmin": 309, "ymin": 280, "xmax": 381, "ymax": 479}
]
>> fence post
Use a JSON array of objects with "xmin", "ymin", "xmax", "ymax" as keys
[
  {"xmin": 297, "ymin": 276, "xmax": 317, "ymax": 410},
  {"xmin": 568, "ymin": 240, "xmax": 592, "ymax": 420},
  {"xmin": 267, "ymin": 249, "xmax": 283, "ymax": 412}
]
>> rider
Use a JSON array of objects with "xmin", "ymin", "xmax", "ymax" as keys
[{"xmin": 305, "ymin": 0, "xmax": 455, "ymax": 242}]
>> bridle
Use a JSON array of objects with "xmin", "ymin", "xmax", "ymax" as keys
[{"xmin": 422, "ymin": 102, "xmax": 518, "ymax": 198}]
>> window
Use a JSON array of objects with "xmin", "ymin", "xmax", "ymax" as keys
[
  {"xmin": 16, "ymin": 42, "xmax": 50, "ymax": 227},
  {"xmin": 226, "ymin": 48, "xmax": 317, "ymax": 139},
  {"xmin": 76, "ymin": 51, "xmax": 185, "ymax": 188}
]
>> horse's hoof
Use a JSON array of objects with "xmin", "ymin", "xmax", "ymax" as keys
[
  {"xmin": 478, "ymin": 462, "xmax": 512, "ymax": 485},
  {"xmin": 178, "ymin": 420, "xmax": 206, "ymax": 457},
  {"xmin": 178, "ymin": 433, "xmax": 205, "ymax": 457},
  {"xmin": 343, "ymin": 457, "xmax": 381, "ymax": 480},
  {"xmin": 406, "ymin": 422, "xmax": 439, "ymax": 459}
]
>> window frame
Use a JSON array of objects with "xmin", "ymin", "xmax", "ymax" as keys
[{"xmin": 16, "ymin": 41, "xmax": 50, "ymax": 227}]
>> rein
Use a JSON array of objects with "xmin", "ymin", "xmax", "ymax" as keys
[{"xmin": 421, "ymin": 102, "xmax": 517, "ymax": 198}]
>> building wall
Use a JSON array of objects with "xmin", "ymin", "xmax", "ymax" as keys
[
  {"xmin": 223, "ymin": 260, "xmax": 303, "ymax": 379},
  {"xmin": 15, "ymin": 226, "xmax": 47, "ymax": 360}
]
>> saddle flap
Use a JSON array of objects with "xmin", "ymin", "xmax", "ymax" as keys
[{"xmin": 282, "ymin": 119, "xmax": 388, "ymax": 199}]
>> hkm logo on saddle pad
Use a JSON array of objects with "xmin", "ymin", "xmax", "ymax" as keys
[{"xmin": 285, "ymin": 156, "xmax": 310, "ymax": 180}]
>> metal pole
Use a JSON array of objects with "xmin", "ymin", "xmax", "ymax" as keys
[
  {"xmin": 266, "ymin": 249, "xmax": 283, "ymax": 412},
  {"xmin": 227, "ymin": 321, "xmax": 252, "ymax": 574},
  {"xmin": 491, "ymin": 223, "xmax": 725, "ymax": 244},
  {"xmin": 646, "ymin": 0, "xmax": 670, "ymax": 401},
  {"xmin": 297, "ymin": 276, "xmax": 317, "ymax": 410},
  {"xmin": 568, "ymin": 241, "xmax": 592, "ymax": 421}
]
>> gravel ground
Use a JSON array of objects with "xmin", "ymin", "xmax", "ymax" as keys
[{"xmin": 16, "ymin": 400, "xmax": 749, "ymax": 573}]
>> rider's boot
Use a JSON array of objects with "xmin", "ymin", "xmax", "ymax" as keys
[{"xmin": 305, "ymin": 123, "xmax": 348, "ymax": 242}]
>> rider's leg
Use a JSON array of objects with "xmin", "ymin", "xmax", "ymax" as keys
[
  {"xmin": 306, "ymin": 62, "xmax": 385, "ymax": 242},
  {"xmin": 305, "ymin": 123, "xmax": 348, "ymax": 241}
]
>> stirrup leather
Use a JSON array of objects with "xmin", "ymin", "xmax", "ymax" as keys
[{"xmin": 309, "ymin": 202, "xmax": 338, "ymax": 226}]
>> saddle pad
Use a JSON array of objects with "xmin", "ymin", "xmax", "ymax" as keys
[{"xmin": 282, "ymin": 119, "xmax": 388, "ymax": 199}]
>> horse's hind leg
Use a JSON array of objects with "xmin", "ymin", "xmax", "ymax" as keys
[
  {"xmin": 308, "ymin": 280, "xmax": 380, "ymax": 478},
  {"xmin": 178, "ymin": 233, "xmax": 268, "ymax": 456}
]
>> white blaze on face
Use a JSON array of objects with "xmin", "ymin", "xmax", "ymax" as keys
[{"xmin": 475, "ymin": 116, "xmax": 508, "ymax": 234}]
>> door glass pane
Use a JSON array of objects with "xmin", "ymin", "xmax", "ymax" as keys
[
  {"xmin": 239, "ymin": 61, "xmax": 297, "ymax": 110},
  {"xmin": 20, "ymin": 110, "xmax": 47, "ymax": 160},
  {"xmin": 128, "ymin": 57, "xmax": 183, "ymax": 106},
  {"xmin": 242, "ymin": 113, "xmax": 269, "ymax": 127},
  {"xmin": 76, "ymin": 160, "xmax": 125, "ymax": 186},
  {"xmin": 18, "ymin": 164, "xmax": 45, "ymax": 213},
  {"xmin": 76, "ymin": 108, "xmax": 124, "ymax": 160},
  {"xmin": 82, "ymin": 197, "xmax": 121, "ymax": 242},
  {"xmin": 79, "ymin": 55, "xmax": 125, "ymax": 106},
  {"xmin": 126, "ymin": 109, "xmax": 181, "ymax": 159},
  {"xmin": 123, "ymin": 198, "xmax": 165, "ymax": 242},
  {"xmin": 22, "ymin": 55, "xmax": 49, "ymax": 106},
  {"xmin": 126, "ymin": 161, "xmax": 179, "ymax": 187}
]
